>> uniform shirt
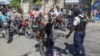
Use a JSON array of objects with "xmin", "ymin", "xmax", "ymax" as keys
[{"xmin": 73, "ymin": 14, "xmax": 84, "ymax": 26}]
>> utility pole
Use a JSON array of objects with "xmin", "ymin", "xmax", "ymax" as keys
[
  {"xmin": 29, "ymin": 0, "xmax": 33, "ymax": 10},
  {"xmin": 44, "ymin": 0, "xmax": 45, "ymax": 15},
  {"xmin": 20, "ymin": 0, "xmax": 23, "ymax": 8}
]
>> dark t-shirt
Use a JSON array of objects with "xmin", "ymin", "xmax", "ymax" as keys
[{"xmin": 37, "ymin": 25, "xmax": 45, "ymax": 37}]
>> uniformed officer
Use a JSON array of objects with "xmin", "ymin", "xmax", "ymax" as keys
[{"xmin": 66, "ymin": 10, "xmax": 88, "ymax": 56}]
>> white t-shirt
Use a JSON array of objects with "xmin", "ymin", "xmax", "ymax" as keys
[
  {"xmin": 54, "ymin": 9, "xmax": 61, "ymax": 16},
  {"xmin": 68, "ymin": 10, "xmax": 72, "ymax": 16},
  {"xmin": 15, "ymin": 12, "xmax": 22, "ymax": 20},
  {"xmin": 50, "ymin": 12, "xmax": 54, "ymax": 16}
]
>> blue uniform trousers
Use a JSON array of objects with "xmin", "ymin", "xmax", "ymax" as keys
[{"xmin": 74, "ymin": 31, "xmax": 85, "ymax": 56}]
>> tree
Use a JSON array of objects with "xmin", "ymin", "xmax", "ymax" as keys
[
  {"xmin": 34, "ymin": 0, "xmax": 42, "ymax": 7},
  {"xmin": 10, "ymin": 0, "xmax": 20, "ymax": 8},
  {"xmin": 33, "ymin": 0, "xmax": 38, "ymax": 3},
  {"xmin": 24, "ymin": 0, "xmax": 29, "ymax": 2}
]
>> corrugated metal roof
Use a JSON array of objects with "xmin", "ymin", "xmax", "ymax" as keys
[
  {"xmin": 65, "ymin": 0, "xmax": 79, "ymax": 3},
  {"xmin": 0, "ymin": 0, "xmax": 11, "ymax": 4}
]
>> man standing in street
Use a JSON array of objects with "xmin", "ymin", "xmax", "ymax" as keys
[{"xmin": 66, "ymin": 9, "xmax": 88, "ymax": 56}]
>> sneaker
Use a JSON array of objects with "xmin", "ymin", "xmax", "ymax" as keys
[
  {"xmin": 7, "ymin": 40, "xmax": 12, "ymax": 43},
  {"xmin": 7, "ymin": 39, "xmax": 13, "ymax": 43}
]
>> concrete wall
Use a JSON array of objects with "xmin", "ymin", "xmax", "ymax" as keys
[
  {"xmin": 39, "ymin": 0, "xmax": 64, "ymax": 14},
  {"xmin": 56, "ymin": 0, "xmax": 64, "ymax": 8},
  {"xmin": 39, "ymin": 0, "xmax": 54, "ymax": 14},
  {"xmin": 21, "ymin": 2, "xmax": 29, "ymax": 14}
]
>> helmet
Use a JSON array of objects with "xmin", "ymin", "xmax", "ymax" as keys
[{"xmin": 72, "ymin": 8, "xmax": 82, "ymax": 16}]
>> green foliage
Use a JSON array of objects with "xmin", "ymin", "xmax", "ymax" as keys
[
  {"xmin": 33, "ymin": 0, "xmax": 38, "ymax": 3},
  {"xmin": 24, "ymin": 0, "xmax": 29, "ymax": 2},
  {"xmin": 10, "ymin": 0, "xmax": 20, "ymax": 8},
  {"xmin": 34, "ymin": 0, "xmax": 42, "ymax": 7},
  {"xmin": 10, "ymin": 0, "xmax": 42, "ymax": 8}
]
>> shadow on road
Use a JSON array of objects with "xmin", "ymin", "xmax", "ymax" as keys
[
  {"xmin": 22, "ymin": 52, "xmax": 32, "ymax": 56},
  {"xmin": 22, "ymin": 46, "xmax": 35, "ymax": 56},
  {"xmin": 64, "ymin": 43, "xmax": 75, "ymax": 56},
  {"xmin": 53, "ymin": 32, "xmax": 65, "ymax": 40},
  {"xmin": 54, "ymin": 46, "xmax": 68, "ymax": 55}
]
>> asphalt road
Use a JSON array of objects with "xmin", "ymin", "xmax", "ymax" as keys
[{"xmin": 0, "ymin": 21, "xmax": 100, "ymax": 56}]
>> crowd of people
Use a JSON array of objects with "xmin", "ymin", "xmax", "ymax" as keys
[{"xmin": 0, "ymin": 5, "xmax": 89, "ymax": 56}]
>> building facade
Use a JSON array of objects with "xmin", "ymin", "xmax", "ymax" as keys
[
  {"xmin": 40, "ymin": 0, "xmax": 91, "ymax": 14},
  {"xmin": 64, "ymin": 0, "xmax": 80, "ymax": 9}
]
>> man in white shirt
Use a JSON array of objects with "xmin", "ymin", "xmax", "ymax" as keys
[{"xmin": 53, "ymin": 6, "xmax": 61, "ymax": 17}]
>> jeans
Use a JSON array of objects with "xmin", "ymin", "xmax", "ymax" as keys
[
  {"xmin": 8, "ymin": 28, "xmax": 14, "ymax": 43},
  {"xmin": 39, "ymin": 40, "xmax": 45, "ymax": 56},
  {"xmin": 15, "ymin": 20, "xmax": 22, "ymax": 30},
  {"xmin": 45, "ymin": 47, "xmax": 54, "ymax": 56}
]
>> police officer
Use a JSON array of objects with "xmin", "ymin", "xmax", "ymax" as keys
[{"xmin": 66, "ymin": 9, "xmax": 88, "ymax": 56}]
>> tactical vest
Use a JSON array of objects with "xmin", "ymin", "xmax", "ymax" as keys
[{"xmin": 75, "ymin": 16, "xmax": 87, "ymax": 31}]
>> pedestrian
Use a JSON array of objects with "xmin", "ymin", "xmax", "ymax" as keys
[
  {"xmin": 36, "ymin": 12, "xmax": 45, "ymax": 26},
  {"xmin": 66, "ymin": 9, "xmax": 88, "ymax": 56},
  {"xmin": 48, "ymin": 8, "xmax": 55, "ymax": 22},
  {"xmin": 29, "ymin": 8, "xmax": 34, "ymax": 18},
  {"xmin": 0, "ymin": 9, "xmax": 9, "ymax": 28},
  {"xmin": 7, "ymin": 20, "xmax": 14, "ymax": 43},
  {"xmin": 53, "ymin": 5, "xmax": 61, "ymax": 17},
  {"xmin": 67, "ymin": 8, "xmax": 75, "ymax": 30},
  {"xmin": 45, "ymin": 22, "xmax": 54, "ymax": 56},
  {"xmin": 0, "ymin": 7, "xmax": 13, "ymax": 43},
  {"xmin": 14, "ymin": 8, "xmax": 23, "ymax": 33},
  {"xmin": 36, "ymin": 16, "xmax": 46, "ymax": 56},
  {"xmin": 92, "ymin": 9, "xmax": 97, "ymax": 22},
  {"xmin": 0, "ymin": 11, "xmax": 2, "ymax": 28}
]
